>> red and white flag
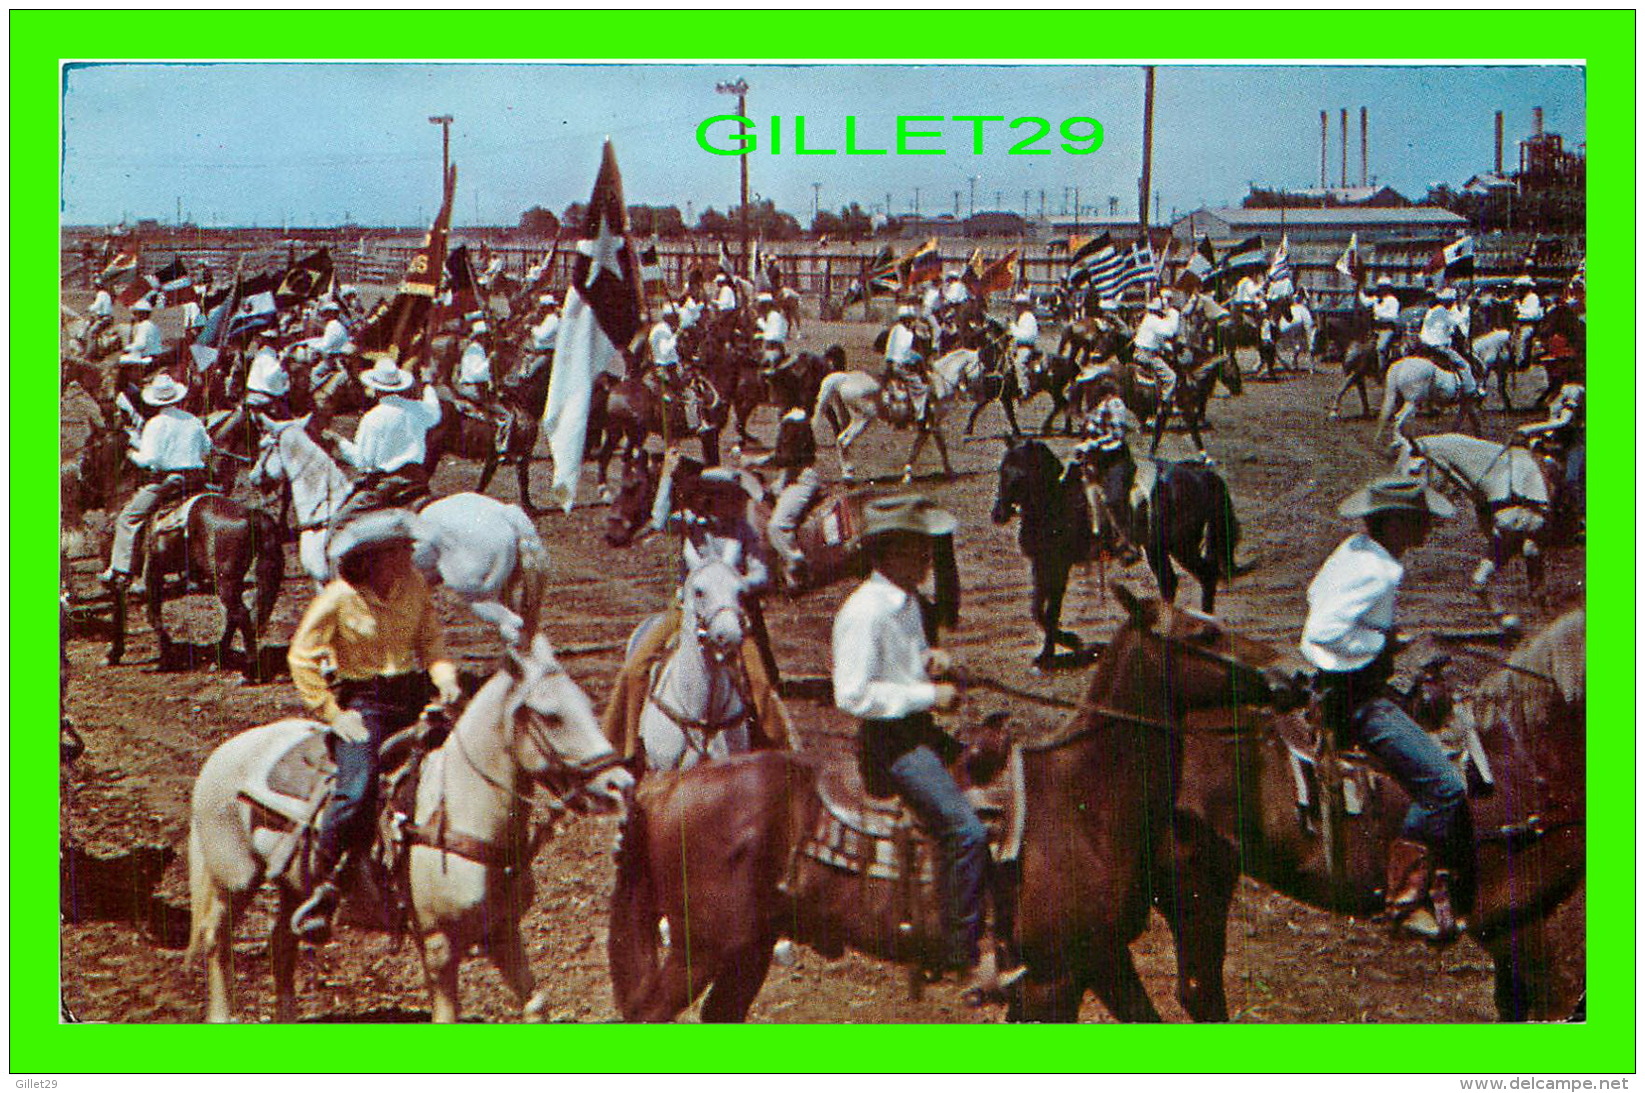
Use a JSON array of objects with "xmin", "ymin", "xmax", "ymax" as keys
[{"xmin": 542, "ymin": 141, "xmax": 643, "ymax": 510}]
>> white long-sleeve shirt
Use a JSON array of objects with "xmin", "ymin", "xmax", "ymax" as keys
[
  {"xmin": 127, "ymin": 319, "xmax": 163, "ymax": 358},
  {"xmin": 129, "ymin": 407, "xmax": 212, "ymax": 473},
  {"xmin": 1516, "ymin": 293, "xmax": 1544, "ymax": 323},
  {"xmin": 1300, "ymin": 533, "xmax": 1403, "ymax": 673},
  {"xmin": 531, "ymin": 311, "xmax": 560, "ymax": 351},
  {"xmin": 1419, "ymin": 304, "xmax": 1460, "ymax": 349},
  {"xmin": 714, "ymin": 284, "xmax": 737, "ymax": 312},
  {"xmin": 457, "ymin": 341, "xmax": 492, "ymax": 385},
  {"xmin": 884, "ymin": 322, "xmax": 920, "ymax": 366},
  {"xmin": 88, "ymin": 290, "xmax": 114, "ymax": 318},
  {"xmin": 338, "ymin": 387, "xmax": 442, "ymax": 474},
  {"xmin": 757, "ymin": 309, "xmax": 789, "ymax": 343},
  {"xmin": 317, "ymin": 318, "xmax": 351, "ymax": 355},
  {"xmin": 649, "ymin": 321, "xmax": 679, "ymax": 366},
  {"xmin": 1133, "ymin": 310, "xmax": 1180, "ymax": 353},
  {"xmin": 677, "ymin": 297, "xmax": 703, "ymax": 330},
  {"xmin": 1011, "ymin": 310, "xmax": 1039, "ymax": 345},
  {"xmin": 245, "ymin": 346, "xmax": 290, "ymax": 397},
  {"xmin": 832, "ymin": 571, "xmax": 939, "ymax": 721}
]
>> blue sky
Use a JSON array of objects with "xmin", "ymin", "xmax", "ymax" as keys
[{"xmin": 60, "ymin": 62, "xmax": 1584, "ymax": 229}]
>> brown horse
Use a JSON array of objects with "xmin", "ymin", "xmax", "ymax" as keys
[
  {"xmin": 586, "ymin": 371, "xmax": 727, "ymax": 496},
  {"xmin": 425, "ymin": 349, "xmax": 554, "ymax": 513},
  {"xmin": 106, "ymin": 492, "xmax": 285, "ymax": 683},
  {"xmin": 1013, "ymin": 596, "xmax": 1585, "ymax": 1023}
]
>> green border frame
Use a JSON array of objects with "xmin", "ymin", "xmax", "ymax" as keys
[{"xmin": 17, "ymin": 8, "xmax": 1634, "ymax": 1074}]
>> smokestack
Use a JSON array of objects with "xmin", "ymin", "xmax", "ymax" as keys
[
  {"xmin": 1533, "ymin": 107, "xmax": 1544, "ymax": 136},
  {"xmin": 1321, "ymin": 110, "xmax": 1329, "ymax": 188},
  {"xmin": 1340, "ymin": 107, "xmax": 1348, "ymax": 188},
  {"xmin": 1495, "ymin": 111, "xmax": 1504, "ymax": 173},
  {"xmin": 1360, "ymin": 106, "xmax": 1368, "ymax": 188}
]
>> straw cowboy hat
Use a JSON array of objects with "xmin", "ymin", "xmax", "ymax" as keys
[
  {"xmin": 326, "ymin": 509, "xmax": 421, "ymax": 573},
  {"xmin": 1338, "ymin": 475, "xmax": 1455, "ymax": 519},
  {"xmin": 359, "ymin": 356, "xmax": 415, "ymax": 393},
  {"xmin": 131, "ymin": 297, "xmax": 154, "ymax": 313},
  {"xmin": 859, "ymin": 493, "xmax": 957, "ymax": 541},
  {"xmin": 140, "ymin": 373, "xmax": 189, "ymax": 407}
]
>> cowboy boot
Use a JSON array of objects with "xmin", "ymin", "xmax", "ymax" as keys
[
  {"xmin": 1382, "ymin": 838, "xmax": 1441, "ymax": 941},
  {"xmin": 291, "ymin": 852, "xmax": 350, "ymax": 944}
]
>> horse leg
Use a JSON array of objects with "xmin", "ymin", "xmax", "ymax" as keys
[
  {"xmin": 1011, "ymin": 973, "xmax": 1084, "ymax": 1023},
  {"xmin": 964, "ymin": 398, "xmax": 986, "ymax": 437},
  {"xmin": 419, "ymin": 929, "xmax": 463, "ymax": 1024},
  {"xmin": 1000, "ymin": 391, "xmax": 1024, "ymax": 438},
  {"xmin": 515, "ymin": 454, "xmax": 539, "ymax": 515},
  {"xmin": 699, "ymin": 939, "xmax": 774, "ymax": 1023},
  {"xmin": 476, "ymin": 449, "xmax": 500, "ymax": 495},
  {"xmin": 1482, "ymin": 917, "xmax": 1567, "ymax": 1022},
  {"xmin": 218, "ymin": 570, "xmax": 256, "ymax": 681},
  {"xmin": 903, "ymin": 429, "xmax": 928, "ymax": 483},
  {"xmin": 1087, "ymin": 941, "xmax": 1164, "ymax": 1023},
  {"xmin": 489, "ymin": 920, "xmax": 549, "ymax": 1022},
  {"xmin": 107, "ymin": 584, "xmax": 127, "ymax": 666},
  {"xmin": 1146, "ymin": 534, "xmax": 1179, "ymax": 605},
  {"xmin": 1045, "ymin": 561, "xmax": 1080, "ymax": 653},
  {"xmin": 1156, "ymin": 818, "xmax": 1237, "ymax": 1022},
  {"xmin": 144, "ymin": 550, "xmax": 172, "ymax": 668},
  {"xmin": 270, "ymin": 887, "xmax": 299, "ymax": 1023},
  {"xmin": 699, "ymin": 428, "xmax": 722, "ymax": 468},
  {"xmin": 930, "ymin": 423, "xmax": 953, "ymax": 479},
  {"xmin": 196, "ymin": 880, "xmax": 241, "ymax": 1023}
]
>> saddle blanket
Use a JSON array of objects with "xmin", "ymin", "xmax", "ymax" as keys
[
  {"xmin": 238, "ymin": 719, "xmax": 336, "ymax": 828},
  {"xmin": 802, "ymin": 746, "xmax": 1027, "ymax": 884}
]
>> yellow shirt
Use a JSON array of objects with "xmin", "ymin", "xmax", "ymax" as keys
[{"xmin": 288, "ymin": 573, "xmax": 456, "ymax": 722}]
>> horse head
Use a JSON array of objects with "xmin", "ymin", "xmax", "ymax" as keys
[
  {"xmin": 500, "ymin": 631, "xmax": 633, "ymax": 815},
  {"xmin": 680, "ymin": 539, "xmax": 748, "ymax": 663},
  {"xmin": 246, "ymin": 413, "xmax": 312, "ymax": 490},
  {"xmin": 1109, "ymin": 583, "xmax": 1283, "ymax": 715}
]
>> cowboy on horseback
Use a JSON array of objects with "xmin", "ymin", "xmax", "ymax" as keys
[
  {"xmin": 1416, "ymin": 288, "xmax": 1484, "ymax": 396},
  {"xmin": 1072, "ymin": 377, "xmax": 1141, "ymax": 564},
  {"xmin": 1133, "ymin": 294, "xmax": 1180, "ymax": 442},
  {"xmin": 287, "ymin": 510, "xmax": 463, "ymax": 943},
  {"xmin": 98, "ymin": 373, "xmax": 213, "ymax": 588},
  {"xmin": 328, "ymin": 355, "xmax": 444, "ymax": 523},
  {"xmin": 744, "ymin": 407, "xmax": 821, "ymax": 592},
  {"xmin": 755, "ymin": 292, "xmax": 789, "ymax": 369},
  {"xmin": 528, "ymin": 293, "xmax": 559, "ymax": 361},
  {"xmin": 244, "ymin": 329, "xmax": 292, "ymax": 418},
  {"xmin": 1300, "ymin": 476, "xmax": 1470, "ymax": 943},
  {"xmin": 452, "ymin": 319, "xmax": 513, "ymax": 456},
  {"xmin": 1008, "ymin": 292, "xmax": 1041, "ymax": 395},
  {"xmin": 649, "ymin": 304, "xmax": 708, "ymax": 433},
  {"xmin": 122, "ymin": 296, "xmax": 163, "ymax": 365},
  {"xmin": 883, "ymin": 304, "xmax": 934, "ymax": 425},
  {"xmin": 1511, "ymin": 274, "xmax": 1544, "ymax": 371},
  {"xmin": 86, "ymin": 278, "xmax": 115, "ymax": 346},
  {"xmin": 833, "ymin": 495, "xmax": 1023, "ymax": 1005},
  {"xmin": 1362, "ymin": 276, "xmax": 1403, "ymax": 371}
]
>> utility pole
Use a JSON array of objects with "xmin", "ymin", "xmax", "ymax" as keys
[
  {"xmin": 428, "ymin": 114, "xmax": 453, "ymax": 182},
  {"xmin": 1073, "ymin": 186, "xmax": 1080, "ymax": 232},
  {"xmin": 715, "ymin": 79, "xmax": 750, "ymax": 275},
  {"xmin": 968, "ymin": 176, "xmax": 978, "ymax": 217},
  {"xmin": 812, "ymin": 181, "xmax": 822, "ymax": 225},
  {"xmin": 1139, "ymin": 65, "xmax": 1155, "ymax": 234},
  {"xmin": 954, "ymin": 191, "xmax": 961, "ymax": 216},
  {"xmin": 913, "ymin": 186, "xmax": 920, "ymax": 218}
]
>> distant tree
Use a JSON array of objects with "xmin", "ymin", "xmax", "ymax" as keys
[
  {"xmin": 697, "ymin": 206, "xmax": 735, "ymax": 237},
  {"xmin": 561, "ymin": 202, "xmax": 587, "ymax": 233},
  {"xmin": 628, "ymin": 205, "xmax": 689, "ymax": 239},
  {"xmin": 518, "ymin": 205, "xmax": 560, "ymax": 236},
  {"xmin": 838, "ymin": 203, "xmax": 873, "ymax": 242},
  {"xmin": 812, "ymin": 209, "xmax": 844, "ymax": 238}
]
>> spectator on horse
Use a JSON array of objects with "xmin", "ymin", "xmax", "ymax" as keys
[
  {"xmin": 98, "ymin": 373, "xmax": 213, "ymax": 588},
  {"xmin": 1518, "ymin": 381, "xmax": 1585, "ymax": 529},
  {"xmin": 1009, "ymin": 292, "xmax": 1041, "ymax": 393},
  {"xmin": 1362, "ymin": 276, "xmax": 1402, "ymax": 370},
  {"xmin": 1417, "ymin": 287, "xmax": 1481, "ymax": 400},
  {"xmin": 649, "ymin": 303, "xmax": 704, "ymax": 431},
  {"xmin": 755, "ymin": 291, "xmax": 789, "ymax": 368},
  {"xmin": 711, "ymin": 272, "xmax": 739, "ymax": 338},
  {"xmin": 833, "ymin": 494, "xmax": 1023, "ymax": 1005},
  {"xmin": 287, "ymin": 509, "xmax": 462, "ymax": 944},
  {"xmin": 1073, "ymin": 376, "xmax": 1141, "ymax": 562},
  {"xmin": 529, "ymin": 294, "xmax": 560, "ymax": 360},
  {"xmin": 1133, "ymin": 293, "xmax": 1181, "ymax": 419},
  {"xmin": 329, "ymin": 355, "xmax": 443, "ymax": 522},
  {"xmin": 1512, "ymin": 275, "xmax": 1544, "ymax": 370},
  {"xmin": 122, "ymin": 297, "xmax": 163, "ymax": 364},
  {"xmin": 87, "ymin": 279, "xmax": 115, "ymax": 343},
  {"xmin": 454, "ymin": 319, "xmax": 512, "ymax": 455},
  {"xmin": 1300, "ymin": 475, "xmax": 1469, "ymax": 943},
  {"xmin": 244, "ymin": 329, "xmax": 292, "ymax": 418},
  {"xmin": 745, "ymin": 408, "xmax": 820, "ymax": 591},
  {"xmin": 883, "ymin": 304, "xmax": 934, "ymax": 424}
]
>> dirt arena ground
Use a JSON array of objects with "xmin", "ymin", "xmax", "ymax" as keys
[{"xmin": 59, "ymin": 315, "xmax": 1583, "ymax": 1024}]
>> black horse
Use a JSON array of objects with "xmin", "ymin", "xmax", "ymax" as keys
[
  {"xmin": 763, "ymin": 344, "xmax": 846, "ymax": 418},
  {"xmin": 991, "ymin": 438, "xmax": 1097, "ymax": 667},
  {"xmin": 1127, "ymin": 458, "xmax": 1242, "ymax": 613}
]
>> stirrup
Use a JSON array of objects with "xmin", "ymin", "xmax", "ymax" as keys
[{"xmin": 291, "ymin": 881, "xmax": 341, "ymax": 944}]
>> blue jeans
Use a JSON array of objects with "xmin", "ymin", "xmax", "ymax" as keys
[
  {"xmin": 1348, "ymin": 697, "xmax": 1469, "ymax": 861},
  {"xmin": 315, "ymin": 674, "xmax": 429, "ymax": 871},
  {"xmin": 887, "ymin": 744, "xmax": 990, "ymax": 969}
]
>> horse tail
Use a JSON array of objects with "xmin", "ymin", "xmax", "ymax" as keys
[
  {"xmin": 1205, "ymin": 470, "xmax": 1241, "ymax": 580},
  {"xmin": 607, "ymin": 795, "xmax": 662, "ymax": 1021},
  {"xmin": 251, "ymin": 508, "xmax": 285, "ymax": 632},
  {"xmin": 1375, "ymin": 361, "xmax": 1403, "ymax": 438},
  {"xmin": 507, "ymin": 508, "xmax": 550, "ymax": 643}
]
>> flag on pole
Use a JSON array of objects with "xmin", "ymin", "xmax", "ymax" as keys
[
  {"xmin": 1335, "ymin": 232, "xmax": 1361, "ymax": 281},
  {"xmin": 961, "ymin": 248, "xmax": 986, "ymax": 293},
  {"xmin": 842, "ymin": 245, "xmax": 899, "ymax": 306},
  {"xmin": 444, "ymin": 245, "xmax": 482, "ymax": 315},
  {"xmin": 638, "ymin": 240, "xmax": 668, "ymax": 300},
  {"xmin": 1178, "ymin": 236, "xmax": 1216, "ymax": 291},
  {"xmin": 1266, "ymin": 234, "xmax": 1292, "ymax": 294},
  {"xmin": 976, "ymin": 249, "xmax": 1020, "ymax": 296},
  {"xmin": 542, "ymin": 141, "xmax": 644, "ymax": 511},
  {"xmin": 359, "ymin": 164, "xmax": 457, "ymax": 360},
  {"xmin": 1216, "ymin": 236, "xmax": 1267, "ymax": 278},
  {"xmin": 1116, "ymin": 239, "xmax": 1160, "ymax": 292},
  {"xmin": 154, "ymin": 257, "xmax": 193, "ymax": 300},
  {"xmin": 716, "ymin": 239, "xmax": 737, "ymax": 279},
  {"xmin": 190, "ymin": 270, "xmax": 244, "ymax": 372},
  {"xmin": 1068, "ymin": 233, "xmax": 1127, "ymax": 298},
  {"xmin": 225, "ymin": 271, "xmax": 280, "ymax": 341},
  {"xmin": 1441, "ymin": 235, "xmax": 1476, "ymax": 279},
  {"xmin": 275, "ymin": 248, "xmax": 334, "ymax": 307},
  {"xmin": 898, "ymin": 237, "xmax": 941, "ymax": 287}
]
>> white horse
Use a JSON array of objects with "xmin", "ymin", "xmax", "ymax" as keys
[
  {"xmin": 1392, "ymin": 432, "xmax": 1570, "ymax": 630},
  {"xmin": 1271, "ymin": 303, "xmax": 1316, "ymax": 373},
  {"xmin": 812, "ymin": 347, "xmax": 981, "ymax": 482},
  {"xmin": 248, "ymin": 416, "xmax": 548, "ymax": 643},
  {"xmin": 1467, "ymin": 328, "xmax": 1519, "ymax": 409},
  {"xmin": 186, "ymin": 632, "xmax": 635, "ymax": 1022},
  {"xmin": 1377, "ymin": 353, "xmax": 1486, "ymax": 442},
  {"xmin": 632, "ymin": 539, "xmax": 754, "ymax": 771}
]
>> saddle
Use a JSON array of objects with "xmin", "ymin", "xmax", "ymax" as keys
[
  {"xmin": 150, "ymin": 490, "xmax": 216, "ymax": 537},
  {"xmin": 803, "ymin": 746, "xmax": 1027, "ymax": 884}
]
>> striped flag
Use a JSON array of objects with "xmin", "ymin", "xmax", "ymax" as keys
[
  {"xmin": 1116, "ymin": 240, "xmax": 1160, "ymax": 292},
  {"xmin": 898, "ymin": 237, "xmax": 942, "ymax": 287},
  {"xmin": 842, "ymin": 245, "xmax": 899, "ymax": 305},
  {"xmin": 1216, "ymin": 236, "xmax": 1267, "ymax": 279},
  {"xmin": 1067, "ymin": 232, "xmax": 1127, "ymax": 297},
  {"xmin": 1266, "ymin": 234, "xmax": 1292, "ymax": 293},
  {"xmin": 638, "ymin": 240, "xmax": 668, "ymax": 300},
  {"xmin": 542, "ymin": 141, "xmax": 643, "ymax": 511}
]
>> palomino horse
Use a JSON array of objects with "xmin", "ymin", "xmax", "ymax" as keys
[
  {"xmin": 1393, "ymin": 433, "xmax": 1578, "ymax": 630},
  {"xmin": 992, "ymin": 438, "xmax": 1096, "ymax": 667},
  {"xmin": 628, "ymin": 540, "xmax": 755, "ymax": 772},
  {"xmin": 1013, "ymin": 595, "xmax": 1585, "ymax": 1024},
  {"xmin": 813, "ymin": 347, "xmax": 975, "ymax": 482},
  {"xmin": 247, "ymin": 418, "xmax": 549, "ymax": 644},
  {"xmin": 186, "ymin": 633, "xmax": 635, "ymax": 1022}
]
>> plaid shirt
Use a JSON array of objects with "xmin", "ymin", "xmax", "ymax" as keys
[{"xmin": 1082, "ymin": 395, "xmax": 1131, "ymax": 452}]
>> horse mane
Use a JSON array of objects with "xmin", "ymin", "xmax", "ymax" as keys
[{"xmin": 1465, "ymin": 607, "xmax": 1585, "ymax": 745}]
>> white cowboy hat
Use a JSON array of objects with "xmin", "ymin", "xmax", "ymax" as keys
[
  {"xmin": 1145, "ymin": 296, "xmax": 1166, "ymax": 313},
  {"xmin": 714, "ymin": 273, "xmax": 729, "ymax": 283},
  {"xmin": 326, "ymin": 509, "xmax": 421, "ymax": 574},
  {"xmin": 538, "ymin": 294, "xmax": 557, "ymax": 306},
  {"xmin": 1014, "ymin": 293, "xmax": 1031, "ymax": 304},
  {"xmin": 756, "ymin": 292, "xmax": 773, "ymax": 302},
  {"xmin": 897, "ymin": 305, "xmax": 917, "ymax": 318},
  {"xmin": 359, "ymin": 357, "xmax": 415, "ymax": 393},
  {"xmin": 660, "ymin": 303, "xmax": 678, "ymax": 317},
  {"xmin": 463, "ymin": 310, "xmax": 485, "ymax": 325},
  {"xmin": 318, "ymin": 300, "xmax": 340, "ymax": 313},
  {"xmin": 1514, "ymin": 275, "xmax": 1535, "ymax": 287},
  {"xmin": 130, "ymin": 298, "xmax": 154, "ymax": 313},
  {"xmin": 1376, "ymin": 276, "xmax": 1393, "ymax": 287},
  {"xmin": 1338, "ymin": 475, "xmax": 1455, "ymax": 519},
  {"xmin": 1436, "ymin": 287, "xmax": 1458, "ymax": 302},
  {"xmin": 471, "ymin": 321, "xmax": 490, "ymax": 336},
  {"xmin": 140, "ymin": 373, "xmax": 189, "ymax": 407}
]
